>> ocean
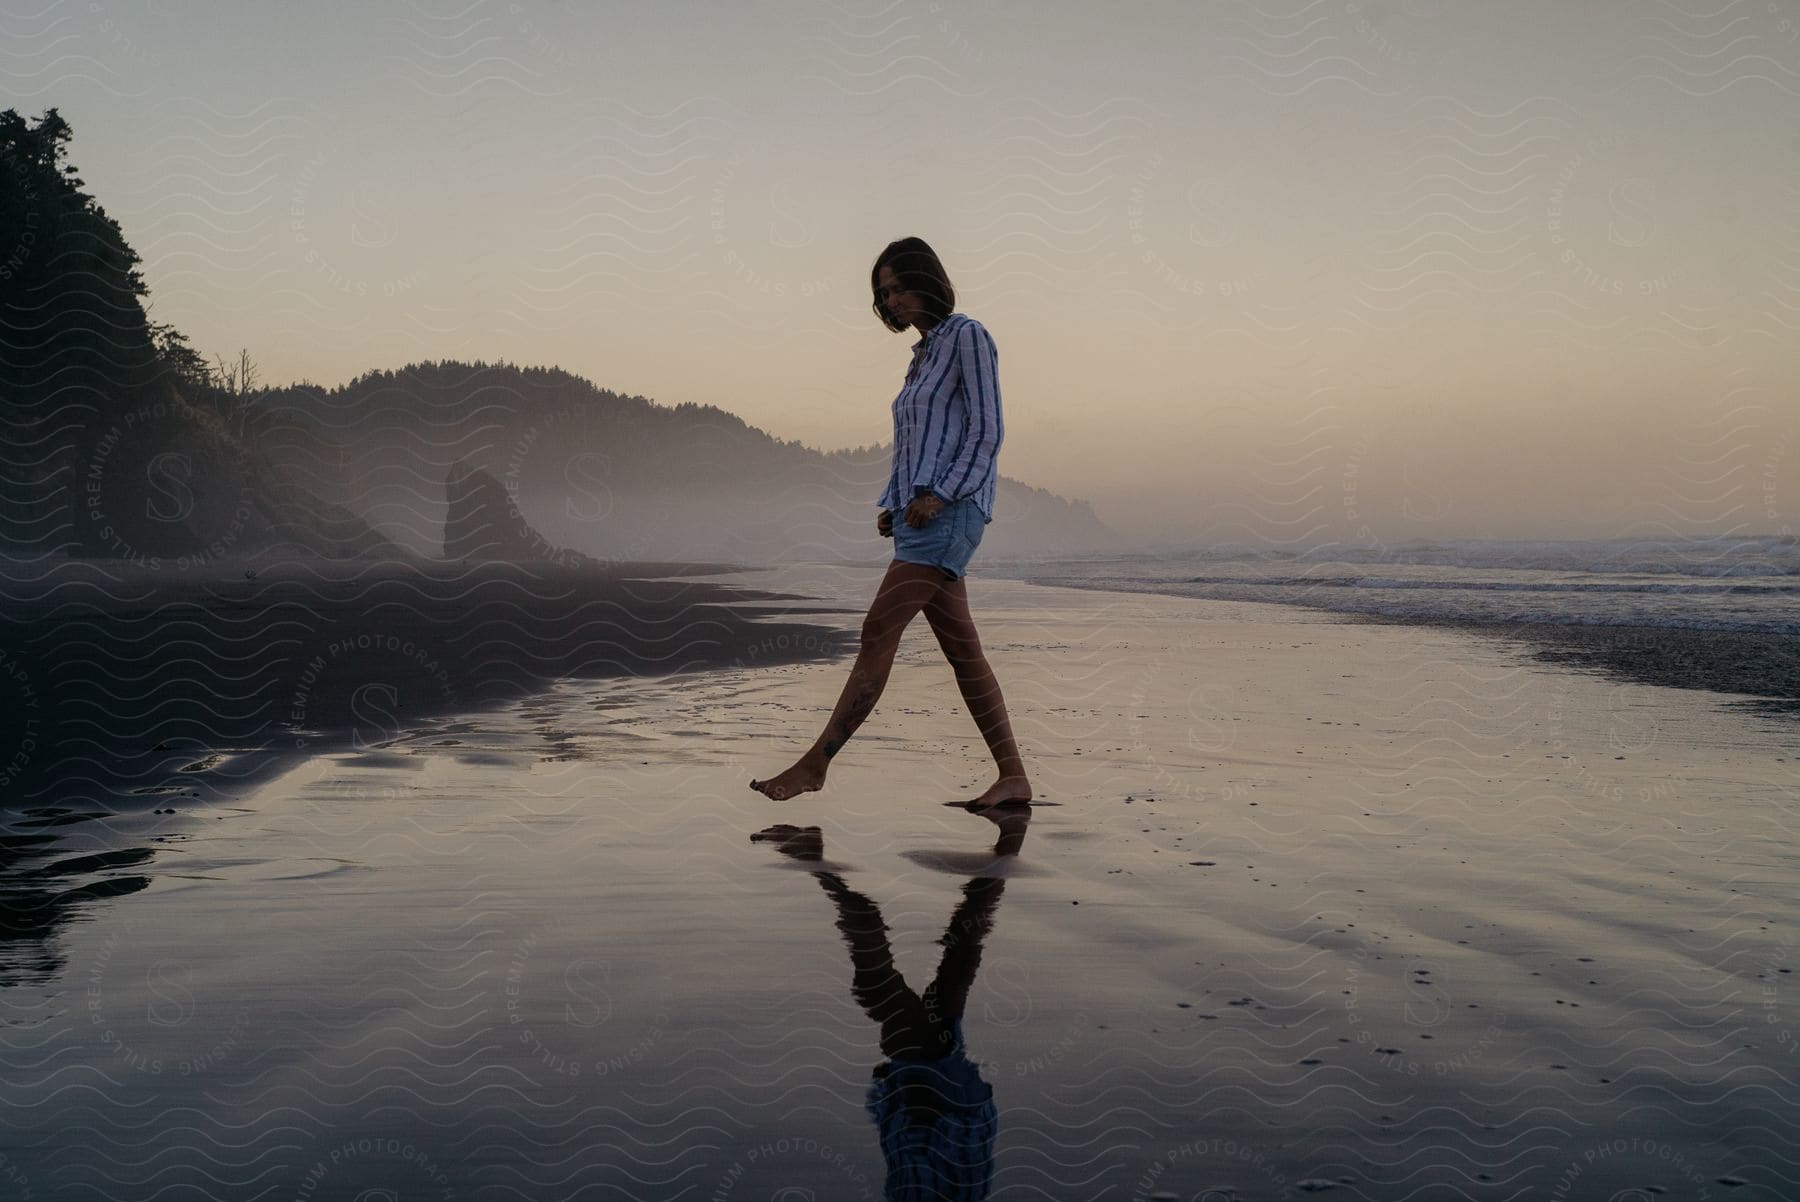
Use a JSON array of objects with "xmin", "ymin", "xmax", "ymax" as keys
[
  {"xmin": 991, "ymin": 535, "xmax": 1800, "ymax": 633},
  {"xmin": 987, "ymin": 535, "xmax": 1800, "ymax": 710}
]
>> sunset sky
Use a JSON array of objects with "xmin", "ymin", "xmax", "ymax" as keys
[{"xmin": 11, "ymin": 0, "xmax": 1798, "ymax": 544}]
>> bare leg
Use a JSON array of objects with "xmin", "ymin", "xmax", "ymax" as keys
[
  {"xmin": 924, "ymin": 578, "xmax": 1032, "ymax": 806},
  {"xmin": 921, "ymin": 876, "xmax": 1006, "ymax": 1028},
  {"xmin": 812, "ymin": 873, "xmax": 938, "ymax": 1060},
  {"xmin": 749, "ymin": 561, "xmax": 946, "ymax": 800}
]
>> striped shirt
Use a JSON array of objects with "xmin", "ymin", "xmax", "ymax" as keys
[{"xmin": 878, "ymin": 313, "xmax": 1004, "ymax": 522}]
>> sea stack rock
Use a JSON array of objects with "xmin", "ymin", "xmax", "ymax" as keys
[{"xmin": 443, "ymin": 459, "xmax": 589, "ymax": 564}]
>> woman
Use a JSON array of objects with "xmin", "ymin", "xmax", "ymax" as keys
[{"xmin": 750, "ymin": 237, "xmax": 1031, "ymax": 807}]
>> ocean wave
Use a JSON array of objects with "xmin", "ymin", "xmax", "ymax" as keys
[
  {"xmin": 1120, "ymin": 535, "xmax": 1800, "ymax": 577},
  {"xmin": 997, "ymin": 534, "xmax": 1800, "ymax": 636},
  {"xmin": 1172, "ymin": 574, "xmax": 1800, "ymax": 595}
]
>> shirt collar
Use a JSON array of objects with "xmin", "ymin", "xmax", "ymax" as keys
[{"xmin": 911, "ymin": 313, "xmax": 958, "ymax": 352}]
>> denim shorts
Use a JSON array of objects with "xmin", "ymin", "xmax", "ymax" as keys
[{"xmin": 890, "ymin": 496, "xmax": 986, "ymax": 581}]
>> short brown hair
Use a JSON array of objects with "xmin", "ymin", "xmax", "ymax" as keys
[{"xmin": 870, "ymin": 237, "xmax": 956, "ymax": 332}]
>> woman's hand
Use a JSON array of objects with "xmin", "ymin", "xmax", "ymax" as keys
[
  {"xmin": 877, "ymin": 510, "xmax": 894, "ymax": 538},
  {"xmin": 903, "ymin": 493, "xmax": 945, "ymax": 528}
]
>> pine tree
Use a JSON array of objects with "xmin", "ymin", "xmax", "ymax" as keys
[{"xmin": 1, "ymin": 106, "xmax": 163, "ymax": 405}]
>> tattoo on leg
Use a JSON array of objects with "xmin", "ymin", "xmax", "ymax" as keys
[{"xmin": 824, "ymin": 686, "xmax": 879, "ymax": 759}]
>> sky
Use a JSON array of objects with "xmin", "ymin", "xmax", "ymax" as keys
[{"xmin": 6, "ymin": 0, "xmax": 1798, "ymax": 545}]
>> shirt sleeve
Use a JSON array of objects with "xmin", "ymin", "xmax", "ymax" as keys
[
  {"xmin": 927, "ymin": 320, "xmax": 1002, "ymax": 502},
  {"xmin": 905, "ymin": 334, "xmax": 961, "ymax": 498}
]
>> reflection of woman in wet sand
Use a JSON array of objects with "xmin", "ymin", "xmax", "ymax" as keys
[
  {"xmin": 754, "ymin": 808, "xmax": 1026, "ymax": 1200},
  {"xmin": 750, "ymin": 237, "xmax": 1031, "ymax": 808},
  {"xmin": 834, "ymin": 873, "xmax": 1002, "ymax": 1200}
]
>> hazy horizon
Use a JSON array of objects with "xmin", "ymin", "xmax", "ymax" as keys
[{"xmin": 11, "ymin": 0, "xmax": 1797, "ymax": 545}]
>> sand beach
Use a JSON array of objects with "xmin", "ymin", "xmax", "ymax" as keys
[{"xmin": 1, "ymin": 566, "xmax": 1793, "ymax": 1200}]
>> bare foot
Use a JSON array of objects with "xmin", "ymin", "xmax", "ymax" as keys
[
  {"xmin": 965, "ymin": 774, "xmax": 1032, "ymax": 807},
  {"xmin": 749, "ymin": 753, "xmax": 828, "ymax": 801}
]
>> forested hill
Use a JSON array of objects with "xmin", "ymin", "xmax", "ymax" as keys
[
  {"xmin": 0, "ymin": 106, "xmax": 400, "ymax": 564},
  {"xmin": 255, "ymin": 360, "xmax": 1113, "ymax": 564}
]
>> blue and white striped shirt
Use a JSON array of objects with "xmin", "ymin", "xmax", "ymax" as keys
[{"xmin": 878, "ymin": 313, "xmax": 1004, "ymax": 522}]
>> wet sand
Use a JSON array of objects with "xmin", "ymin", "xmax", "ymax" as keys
[
  {"xmin": 1452, "ymin": 619, "xmax": 1800, "ymax": 717},
  {"xmin": 0, "ymin": 567, "xmax": 1794, "ymax": 1200},
  {"xmin": 0, "ymin": 556, "xmax": 854, "ymax": 810}
]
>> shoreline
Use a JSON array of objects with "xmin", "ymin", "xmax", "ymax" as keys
[
  {"xmin": 10, "ymin": 555, "xmax": 1788, "ymax": 841},
  {"xmin": 0, "ymin": 556, "xmax": 857, "ymax": 820},
  {"xmin": 990, "ymin": 571, "xmax": 1800, "ymax": 717}
]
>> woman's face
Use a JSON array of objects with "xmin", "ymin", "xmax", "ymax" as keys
[{"xmin": 875, "ymin": 264, "xmax": 916, "ymax": 328}]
